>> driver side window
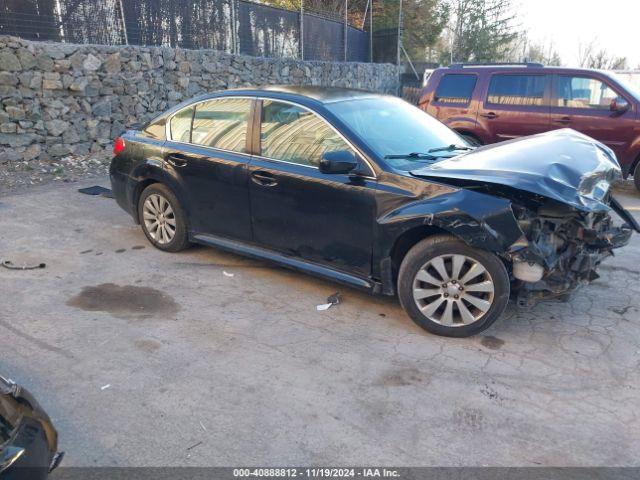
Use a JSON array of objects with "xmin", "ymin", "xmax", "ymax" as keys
[
  {"xmin": 260, "ymin": 100, "xmax": 352, "ymax": 167},
  {"xmin": 556, "ymin": 76, "xmax": 619, "ymax": 110}
]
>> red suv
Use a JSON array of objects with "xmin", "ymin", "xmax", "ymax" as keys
[{"xmin": 419, "ymin": 63, "xmax": 640, "ymax": 190}]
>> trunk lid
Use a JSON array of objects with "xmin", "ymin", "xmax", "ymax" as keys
[{"xmin": 411, "ymin": 129, "xmax": 621, "ymax": 212}]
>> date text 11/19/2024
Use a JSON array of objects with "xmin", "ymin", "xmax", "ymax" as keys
[{"xmin": 233, "ymin": 468, "xmax": 400, "ymax": 478}]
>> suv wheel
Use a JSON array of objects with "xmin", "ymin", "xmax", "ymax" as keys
[
  {"xmin": 634, "ymin": 162, "xmax": 640, "ymax": 191},
  {"xmin": 138, "ymin": 183, "xmax": 190, "ymax": 252},
  {"xmin": 398, "ymin": 235, "xmax": 509, "ymax": 337},
  {"xmin": 460, "ymin": 133, "xmax": 483, "ymax": 147}
]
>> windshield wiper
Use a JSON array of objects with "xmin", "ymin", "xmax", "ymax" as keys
[
  {"xmin": 384, "ymin": 152, "xmax": 438, "ymax": 160},
  {"xmin": 427, "ymin": 144, "xmax": 474, "ymax": 153}
]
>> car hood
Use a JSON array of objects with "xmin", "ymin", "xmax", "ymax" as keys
[{"xmin": 411, "ymin": 129, "xmax": 622, "ymax": 212}]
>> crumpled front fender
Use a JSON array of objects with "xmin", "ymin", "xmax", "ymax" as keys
[{"xmin": 378, "ymin": 188, "xmax": 524, "ymax": 255}]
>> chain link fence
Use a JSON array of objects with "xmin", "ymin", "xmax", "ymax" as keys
[{"xmin": 0, "ymin": 0, "xmax": 374, "ymax": 63}]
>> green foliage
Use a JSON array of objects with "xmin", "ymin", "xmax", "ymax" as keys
[
  {"xmin": 371, "ymin": 0, "xmax": 450, "ymax": 61},
  {"xmin": 446, "ymin": 0, "xmax": 519, "ymax": 63},
  {"xmin": 403, "ymin": 0, "xmax": 450, "ymax": 60}
]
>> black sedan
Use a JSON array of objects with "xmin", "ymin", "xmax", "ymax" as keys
[{"xmin": 110, "ymin": 86, "xmax": 637, "ymax": 337}]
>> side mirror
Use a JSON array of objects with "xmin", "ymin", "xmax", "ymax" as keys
[
  {"xmin": 611, "ymin": 97, "xmax": 630, "ymax": 113},
  {"xmin": 319, "ymin": 150, "xmax": 358, "ymax": 174}
]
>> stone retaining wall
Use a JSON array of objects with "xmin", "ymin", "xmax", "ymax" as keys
[{"xmin": 0, "ymin": 36, "xmax": 400, "ymax": 164}]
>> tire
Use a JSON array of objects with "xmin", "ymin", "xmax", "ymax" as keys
[
  {"xmin": 634, "ymin": 162, "xmax": 640, "ymax": 192},
  {"xmin": 138, "ymin": 183, "xmax": 190, "ymax": 252},
  {"xmin": 397, "ymin": 235, "xmax": 510, "ymax": 337},
  {"xmin": 460, "ymin": 133, "xmax": 483, "ymax": 147}
]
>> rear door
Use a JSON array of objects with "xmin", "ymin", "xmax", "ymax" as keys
[
  {"xmin": 550, "ymin": 74, "xmax": 636, "ymax": 159},
  {"xmin": 478, "ymin": 73, "xmax": 552, "ymax": 142},
  {"xmin": 248, "ymin": 99, "xmax": 377, "ymax": 277},
  {"xmin": 162, "ymin": 97, "xmax": 254, "ymax": 241}
]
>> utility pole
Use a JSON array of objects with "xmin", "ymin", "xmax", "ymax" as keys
[
  {"xmin": 344, "ymin": 0, "xmax": 348, "ymax": 62},
  {"xmin": 369, "ymin": 0, "xmax": 373, "ymax": 62},
  {"xmin": 117, "ymin": 0, "xmax": 128, "ymax": 45},
  {"xmin": 360, "ymin": 0, "xmax": 372, "ymax": 62},
  {"xmin": 300, "ymin": 0, "xmax": 304, "ymax": 60},
  {"xmin": 230, "ymin": 0, "xmax": 238, "ymax": 54},
  {"xmin": 396, "ymin": 0, "xmax": 403, "ymax": 66}
]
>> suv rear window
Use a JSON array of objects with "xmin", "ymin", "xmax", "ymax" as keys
[
  {"xmin": 434, "ymin": 74, "xmax": 477, "ymax": 104},
  {"xmin": 487, "ymin": 74, "xmax": 547, "ymax": 106}
]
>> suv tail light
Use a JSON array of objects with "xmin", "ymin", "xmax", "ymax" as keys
[{"xmin": 113, "ymin": 137, "xmax": 126, "ymax": 155}]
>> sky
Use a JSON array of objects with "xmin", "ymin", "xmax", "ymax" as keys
[{"xmin": 518, "ymin": 0, "xmax": 640, "ymax": 68}]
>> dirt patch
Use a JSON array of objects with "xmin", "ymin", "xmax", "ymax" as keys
[
  {"xmin": 480, "ymin": 335, "xmax": 505, "ymax": 350},
  {"xmin": 135, "ymin": 339, "xmax": 161, "ymax": 353},
  {"xmin": 452, "ymin": 408, "xmax": 484, "ymax": 431},
  {"xmin": 67, "ymin": 283, "xmax": 180, "ymax": 319},
  {"xmin": 375, "ymin": 367, "xmax": 430, "ymax": 387}
]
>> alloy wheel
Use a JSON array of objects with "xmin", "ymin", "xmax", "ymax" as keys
[
  {"xmin": 142, "ymin": 193, "xmax": 176, "ymax": 245},
  {"xmin": 412, "ymin": 254, "xmax": 495, "ymax": 326}
]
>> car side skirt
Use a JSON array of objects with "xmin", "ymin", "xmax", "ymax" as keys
[{"xmin": 192, "ymin": 233, "xmax": 383, "ymax": 294}]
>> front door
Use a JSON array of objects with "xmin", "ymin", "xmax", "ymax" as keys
[
  {"xmin": 550, "ymin": 74, "xmax": 636, "ymax": 160},
  {"xmin": 248, "ymin": 99, "xmax": 377, "ymax": 277},
  {"xmin": 163, "ymin": 97, "xmax": 254, "ymax": 241},
  {"xmin": 478, "ymin": 73, "xmax": 551, "ymax": 142}
]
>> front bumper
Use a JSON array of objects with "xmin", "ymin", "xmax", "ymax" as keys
[{"xmin": 511, "ymin": 197, "xmax": 636, "ymax": 305}]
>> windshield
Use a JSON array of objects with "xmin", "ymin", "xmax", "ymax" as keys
[
  {"xmin": 326, "ymin": 96, "xmax": 470, "ymax": 170},
  {"xmin": 607, "ymin": 72, "xmax": 640, "ymax": 101}
]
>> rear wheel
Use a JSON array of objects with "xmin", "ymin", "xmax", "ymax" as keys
[
  {"xmin": 397, "ymin": 235, "xmax": 509, "ymax": 337},
  {"xmin": 634, "ymin": 162, "xmax": 640, "ymax": 191},
  {"xmin": 138, "ymin": 183, "xmax": 190, "ymax": 252}
]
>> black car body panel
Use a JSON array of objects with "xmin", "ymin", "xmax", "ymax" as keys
[
  {"xmin": 0, "ymin": 376, "xmax": 61, "ymax": 480},
  {"xmin": 110, "ymin": 87, "xmax": 637, "ymax": 304}
]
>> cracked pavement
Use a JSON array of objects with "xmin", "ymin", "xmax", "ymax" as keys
[{"xmin": 0, "ymin": 180, "xmax": 638, "ymax": 466}]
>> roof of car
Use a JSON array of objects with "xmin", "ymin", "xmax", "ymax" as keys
[
  {"xmin": 218, "ymin": 85, "xmax": 382, "ymax": 104},
  {"xmin": 441, "ymin": 64, "xmax": 614, "ymax": 76}
]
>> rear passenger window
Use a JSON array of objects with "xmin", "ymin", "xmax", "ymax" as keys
[
  {"xmin": 434, "ymin": 74, "xmax": 477, "ymax": 104},
  {"xmin": 170, "ymin": 107, "xmax": 193, "ymax": 143},
  {"xmin": 487, "ymin": 75, "xmax": 547, "ymax": 106},
  {"xmin": 192, "ymin": 98, "xmax": 252, "ymax": 153},
  {"xmin": 143, "ymin": 117, "xmax": 166, "ymax": 140}
]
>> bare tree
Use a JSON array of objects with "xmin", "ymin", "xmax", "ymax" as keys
[
  {"xmin": 526, "ymin": 40, "xmax": 562, "ymax": 66},
  {"xmin": 587, "ymin": 49, "xmax": 628, "ymax": 70},
  {"xmin": 577, "ymin": 39, "xmax": 627, "ymax": 70},
  {"xmin": 577, "ymin": 39, "xmax": 597, "ymax": 68}
]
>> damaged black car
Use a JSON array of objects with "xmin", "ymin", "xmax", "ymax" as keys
[{"xmin": 110, "ymin": 87, "xmax": 638, "ymax": 337}]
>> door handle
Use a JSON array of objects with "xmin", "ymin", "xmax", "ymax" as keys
[
  {"xmin": 552, "ymin": 116, "xmax": 571, "ymax": 125},
  {"xmin": 251, "ymin": 170, "xmax": 278, "ymax": 187},
  {"xmin": 480, "ymin": 112, "xmax": 499, "ymax": 119},
  {"xmin": 166, "ymin": 154, "xmax": 188, "ymax": 167}
]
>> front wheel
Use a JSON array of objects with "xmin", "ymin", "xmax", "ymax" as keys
[{"xmin": 397, "ymin": 235, "xmax": 510, "ymax": 337}]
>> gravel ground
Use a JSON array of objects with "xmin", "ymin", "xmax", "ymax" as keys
[
  {"xmin": 0, "ymin": 152, "xmax": 111, "ymax": 193},
  {"xmin": 0, "ymin": 179, "xmax": 638, "ymax": 467}
]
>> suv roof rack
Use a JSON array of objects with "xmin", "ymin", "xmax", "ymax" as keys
[{"xmin": 448, "ymin": 62, "xmax": 544, "ymax": 68}]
